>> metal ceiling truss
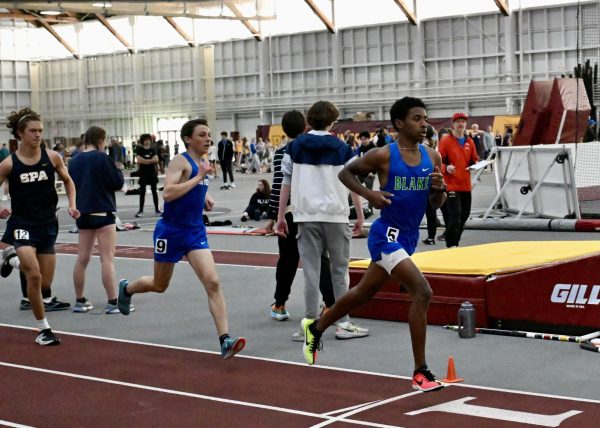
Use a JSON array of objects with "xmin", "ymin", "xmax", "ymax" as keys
[
  {"xmin": 493, "ymin": 0, "xmax": 510, "ymax": 16},
  {"xmin": 164, "ymin": 16, "xmax": 197, "ymax": 47},
  {"xmin": 303, "ymin": 0, "xmax": 334, "ymax": 33},
  {"xmin": 0, "ymin": 1, "xmax": 513, "ymax": 59},
  {"xmin": 392, "ymin": 0, "xmax": 416, "ymax": 25}
]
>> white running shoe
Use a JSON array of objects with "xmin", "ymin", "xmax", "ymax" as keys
[
  {"xmin": 335, "ymin": 321, "xmax": 369, "ymax": 340},
  {"xmin": 291, "ymin": 329, "xmax": 305, "ymax": 342},
  {"xmin": 73, "ymin": 299, "xmax": 94, "ymax": 313}
]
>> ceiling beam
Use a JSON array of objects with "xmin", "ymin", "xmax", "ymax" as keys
[
  {"xmin": 37, "ymin": 19, "xmax": 80, "ymax": 59},
  {"xmin": 95, "ymin": 13, "xmax": 134, "ymax": 54},
  {"xmin": 0, "ymin": 11, "xmax": 78, "ymax": 23},
  {"xmin": 223, "ymin": 0, "xmax": 262, "ymax": 42},
  {"xmin": 304, "ymin": 0, "xmax": 335, "ymax": 33},
  {"xmin": 494, "ymin": 0, "xmax": 510, "ymax": 16},
  {"xmin": 164, "ymin": 16, "xmax": 196, "ymax": 47},
  {"xmin": 392, "ymin": 0, "xmax": 417, "ymax": 25}
]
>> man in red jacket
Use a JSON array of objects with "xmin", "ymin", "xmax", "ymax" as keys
[{"xmin": 438, "ymin": 112, "xmax": 478, "ymax": 248}]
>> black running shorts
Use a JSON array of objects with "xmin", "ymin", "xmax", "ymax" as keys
[
  {"xmin": 76, "ymin": 212, "xmax": 116, "ymax": 230},
  {"xmin": 1, "ymin": 217, "xmax": 58, "ymax": 254}
]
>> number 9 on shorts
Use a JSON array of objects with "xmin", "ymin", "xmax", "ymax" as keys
[{"xmin": 155, "ymin": 239, "xmax": 167, "ymax": 254}]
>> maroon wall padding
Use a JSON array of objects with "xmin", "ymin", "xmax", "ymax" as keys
[
  {"xmin": 348, "ymin": 269, "xmax": 489, "ymax": 326},
  {"xmin": 513, "ymin": 80, "xmax": 553, "ymax": 146},
  {"xmin": 486, "ymin": 254, "xmax": 600, "ymax": 329},
  {"xmin": 540, "ymin": 78, "xmax": 591, "ymax": 145}
]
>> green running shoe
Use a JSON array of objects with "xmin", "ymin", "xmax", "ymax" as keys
[{"xmin": 301, "ymin": 318, "xmax": 322, "ymax": 365}]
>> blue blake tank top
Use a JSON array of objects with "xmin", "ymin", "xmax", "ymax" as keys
[
  {"xmin": 380, "ymin": 143, "xmax": 433, "ymax": 235},
  {"xmin": 162, "ymin": 152, "xmax": 209, "ymax": 228}
]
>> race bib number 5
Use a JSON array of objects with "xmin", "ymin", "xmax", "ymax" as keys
[
  {"xmin": 386, "ymin": 227, "xmax": 399, "ymax": 243},
  {"xmin": 155, "ymin": 239, "xmax": 167, "ymax": 254}
]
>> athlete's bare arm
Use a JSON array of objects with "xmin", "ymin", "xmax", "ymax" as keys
[
  {"xmin": 49, "ymin": 150, "xmax": 80, "ymax": 219},
  {"xmin": 204, "ymin": 193, "xmax": 215, "ymax": 211},
  {"xmin": 424, "ymin": 146, "xmax": 447, "ymax": 209},
  {"xmin": 0, "ymin": 156, "xmax": 12, "ymax": 186},
  {"xmin": 339, "ymin": 147, "xmax": 393, "ymax": 210},
  {"xmin": 0, "ymin": 157, "xmax": 12, "ymax": 219},
  {"xmin": 162, "ymin": 154, "xmax": 210, "ymax": 202}
]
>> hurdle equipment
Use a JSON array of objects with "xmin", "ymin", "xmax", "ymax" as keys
[
  {"xmin": 441, "ymin": 356, "xmax": 463, "ymax": 383},
  {"xmin": 444, "ymin": 325, "xmax": 600, "ymax": 343}
]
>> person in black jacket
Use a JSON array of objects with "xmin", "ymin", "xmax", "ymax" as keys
[
  {"xmin": 135, "ymin": 134, "xmax": 160, "ymax": 217},
  {"xmin": 218, "ymin": 131, "xmax": 235, "ymax": 189},
  {"xmin": 241, "ymin": 179, "xmax": 270, "ymax": 221},
  {"xmin": 68, "ymin": 126, "xmax": 128, "ymax": 314}
]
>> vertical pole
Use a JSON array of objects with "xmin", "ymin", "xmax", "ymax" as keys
[{"xmin": 202, "ymin": 45, "xmax": 216, "ymax": 129}]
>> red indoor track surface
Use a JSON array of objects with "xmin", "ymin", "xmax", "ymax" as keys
[
  {"xmin": 55, "ymin": 242, "xmax": 281, "ymax": 267},
  {"xmin": 54, "ymin": 243, "xmax": 360, "ymax": 268},
  {"xmin": 1, "ymin": 325, "xmax": 599, "ymax": 427}
]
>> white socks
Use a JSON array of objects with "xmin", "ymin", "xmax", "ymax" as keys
[
  {"xmin": 36, "ymin": 318, "xmax": 50, "ymax": 331},
  {"xmin": 9, "ymin": 256, "xmax": 19, "ymax": 269}
]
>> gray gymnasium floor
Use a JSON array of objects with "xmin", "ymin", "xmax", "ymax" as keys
[{"xmin": 0, "ymin": 169, "xmax": 599, "ymax": 402}]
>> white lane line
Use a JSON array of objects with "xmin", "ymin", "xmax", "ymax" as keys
[
  {"xmin": 1, "ymin": 323, "xmax": 599, "ymax": 405},
  {"xmin": 323, "ymin": 400, "xmax": 381, "ymax": 416},
  {"xmin": 311, "ymin": 391, "xmax": 422, "ymax": 428},
  {"xmin": 0, "ymin": 361, "xmax": 390, "ymax": 428},
  {"xmin": 0, "ymin": 420, "xmax": 34, "ymax": 428}
]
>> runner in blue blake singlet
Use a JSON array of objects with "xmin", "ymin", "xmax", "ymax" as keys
[
  {"xmin": 368, "ymin": 143, "xmax": 433, "ymax": 261},
  {"xmin": 154, "ymin": 151, "xmax": 210, "ymax": 263},
  {"xmin": 300, "ymin": 97, "xmax": 447, "ymax": 393},
  {"xmin": 118, "ymin": 119, "xmax": 246, "ymax": 360}
]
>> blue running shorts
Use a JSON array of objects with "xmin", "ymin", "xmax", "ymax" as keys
[
  {"xmin": 153, "ymin": 219, "xmax": 209, "ymax": 263},
  {"xmin": 367, "ymin": 218, "xmax": 418, "ymax": 262}
]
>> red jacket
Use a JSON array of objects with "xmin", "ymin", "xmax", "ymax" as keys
[{"xmin": 438, "ymin": 134, "xmax": 478, "ymax": 192}]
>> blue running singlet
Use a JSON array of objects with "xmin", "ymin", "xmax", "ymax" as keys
[
  {"xmin": 154, "ymin": 152, "xmax": 210, "ymax": 262},
  {"xmin": 368, "ymin": 143, "xmax": 433, "ymax": 261}
]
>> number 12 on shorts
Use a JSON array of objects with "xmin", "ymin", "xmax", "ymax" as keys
[{"xmin": 155, "ymin": 239, "xmax": 167, "ymax": 254}]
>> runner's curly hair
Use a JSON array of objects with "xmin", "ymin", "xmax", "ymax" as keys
[{"xmin": 6, "ymin": 108, "xmax": 42, "ymax": 140}]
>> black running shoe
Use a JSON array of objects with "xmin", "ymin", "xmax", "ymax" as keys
[
  {"xmin": 44, "ymin": 297, "xmax": 71, "ymax": 312},
  {"xmin": 35, "ymin": 328, "xmax": 61, "ymax": 346},
  {"xmin": 422, "ymin": 238, "xmax": 435, "ymax": 245},
  {"xmin": 0, "ymin": 246, "xmax": 16, "ymax": 278},
  {"xmin": 19, "ymin": 299, "xmax": 31, "ymax": 310}
]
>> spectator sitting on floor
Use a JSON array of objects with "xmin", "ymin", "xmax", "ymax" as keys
[{"xmin": 241, "ymin": 179, "xmax": 271, "ymax": 221}]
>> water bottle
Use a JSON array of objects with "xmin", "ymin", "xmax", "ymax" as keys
[{"xmin": 458, "ymin": 301, "xmax": 476, "ymax": 338}]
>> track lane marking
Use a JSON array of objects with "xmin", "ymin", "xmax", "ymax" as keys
[
  {"xmin": 0, "ymin": 361, "xmax": 399, "ymax": 428},
  {"xmin": 1, "ymin": 323, "xmax": 599, "ymax": 405},
  {"xmin": 0, "ymin": 420, "xmax": 33, "ymax": 428},
  {"xmin": 312, "ymin": 392, "xmax": 422, "ymax": 428},
  {"xmin": 322, "ymin": 400, "xmax": 381, "ymax": 416}
]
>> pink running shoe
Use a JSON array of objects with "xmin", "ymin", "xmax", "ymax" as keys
[{"xmin": 412, "ymin": 368, "xmax": 444, "ymax": 392}]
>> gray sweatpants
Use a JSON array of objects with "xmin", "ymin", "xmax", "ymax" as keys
[{"xmin": 297, "ymin": 222, "xmax": 351, "ymax": 323}]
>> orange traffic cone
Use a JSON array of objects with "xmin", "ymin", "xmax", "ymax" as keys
[{"xmin": 441, "ymin": 356, "xmax": 463, "ymax": 383}]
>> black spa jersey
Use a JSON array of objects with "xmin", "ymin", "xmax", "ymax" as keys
[{"xmin": 8, "ymin": 148, "xmax": 58, "ymax": 225}]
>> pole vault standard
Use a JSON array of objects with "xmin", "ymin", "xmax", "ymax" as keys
[{"xmin": 444, "ymin": 325, "xmax": 600, "ymax": 343}]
